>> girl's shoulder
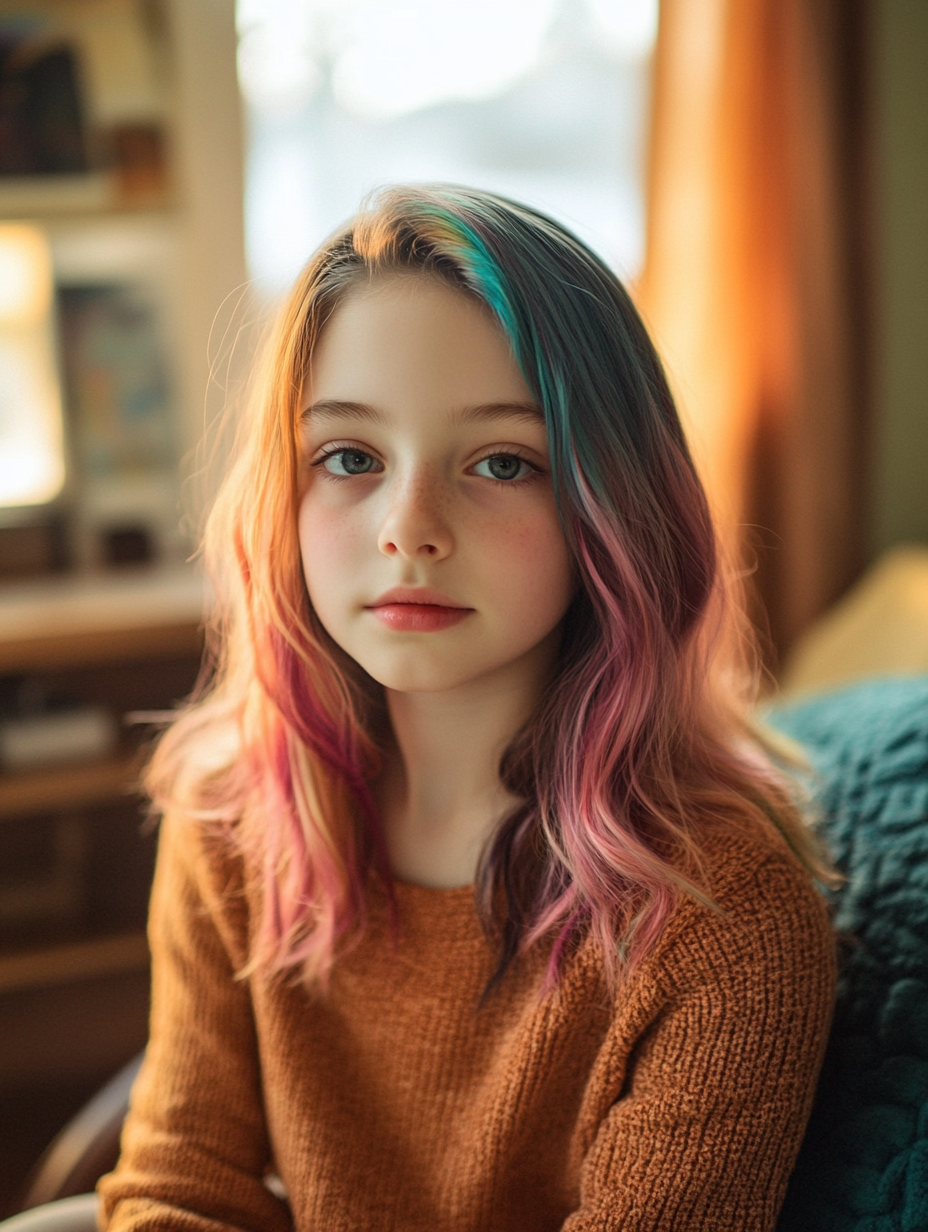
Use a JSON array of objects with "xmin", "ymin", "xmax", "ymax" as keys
[
  {"xmin": 644, "ymin": 817, "xmax": 836, "ymax": 997},
  {"xmin": 696, "ymin": 812, "xmax": 820, "ymax": 902}
]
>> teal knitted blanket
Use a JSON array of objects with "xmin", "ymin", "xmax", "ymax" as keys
[{"xmin": 771, "ymin": 676, "xmax": 928, "ymax": 1232}]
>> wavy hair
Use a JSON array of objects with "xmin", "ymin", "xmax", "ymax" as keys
[{"xmin": 149, "ymin": 185, "xmax": 832, "ymax": 989}]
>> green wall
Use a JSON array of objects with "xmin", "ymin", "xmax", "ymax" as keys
[{"xmin": 870, "ymin": 0, "xmax": 928, "ymax": 555}]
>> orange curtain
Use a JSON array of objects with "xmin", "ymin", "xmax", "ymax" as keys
[{"xmin": 637, "ymin": 0, "xmax": 870, "ymax": 661}]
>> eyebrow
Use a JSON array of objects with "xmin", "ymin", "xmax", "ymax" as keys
[
  {"xmin": 301, "ymin": 399, "xmax": 545, "ymax": 426},
  {"xmin": 301, "ymin": 400, "xmax": 384, "ymax": 425}
]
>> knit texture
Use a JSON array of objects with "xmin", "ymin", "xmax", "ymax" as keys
[
  {"xmin": 99, "ymin": 813, "xmax": 835, "ymax": 1232},
  {"xmin": 771, "ymin": 676, "xmax": 928, "ymax": 1232}
]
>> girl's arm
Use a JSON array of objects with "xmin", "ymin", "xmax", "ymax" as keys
[
  {"xmin": 562, "ymin": 850, "xmax": 836, "ymax": 1232},
  {"xmin": 97, "ymin": 815, "xmax": 290, "ymax": 1232}
]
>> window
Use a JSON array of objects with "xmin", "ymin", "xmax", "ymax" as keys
[{"xmin": 237, "ymin": 0, "xmax": 658, "ymax": 297}]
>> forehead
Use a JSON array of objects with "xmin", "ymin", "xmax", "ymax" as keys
[{"xmin": 307, "ymin": 273, "xmax": 535, "ymax": 411}]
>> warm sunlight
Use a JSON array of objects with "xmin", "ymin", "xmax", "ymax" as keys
[{"xmin": 0, "ymin": 224, "xmax": 66, "ymax": 508}]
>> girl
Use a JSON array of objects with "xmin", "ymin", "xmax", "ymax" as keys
[{"xmin": 100, "ymin": 186, "xmax": 835, "ymax": 1232}]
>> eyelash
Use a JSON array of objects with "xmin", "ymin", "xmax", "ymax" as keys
[{"xmin": 310, "ymin": 444, "xmax": 541, "ymax": 485}]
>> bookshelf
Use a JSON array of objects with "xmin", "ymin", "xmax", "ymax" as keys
[
  {"xmin": 0, "ymin": 566, "xmax": 204, "ymax": 937},
  {"xmin": 0, "ymin": 568, "xmax": 204, "ymax": 1112},
  {"xmin": 0, "ymin": 0, "xmax": 247, "ymax": 571},
  {"xmin": 0, "ymin": 1, "xmax": 242, "ymax": 1207}
]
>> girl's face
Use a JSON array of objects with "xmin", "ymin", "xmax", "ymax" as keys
[{"xmin": 298, "ymin": 273, "xmax": 575, "ymax": 695}]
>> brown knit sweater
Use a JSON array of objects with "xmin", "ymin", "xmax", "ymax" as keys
[{"xmin": 99, "ymin": 812, "xmax": 835, "ymax": 1232}]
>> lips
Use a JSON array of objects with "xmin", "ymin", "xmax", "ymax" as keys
[{"xmin": 366, "ymin": 587, "xmax": 473, "ymax": 633}]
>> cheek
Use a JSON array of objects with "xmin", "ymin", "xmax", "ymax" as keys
[
  {"xmin": 297, "ymin": 491, "xmax": 365, "ymax": 610},
  {"xmin": 481, "ymin": 504, "xmax": 575, "ymax": 627}
]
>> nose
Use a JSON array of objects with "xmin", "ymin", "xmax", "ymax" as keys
[{"xmin": 377, "ymin": 469, "xmax": 453, "ymax": 561}]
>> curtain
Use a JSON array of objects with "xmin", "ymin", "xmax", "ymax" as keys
[{"xmin": 637, "ymin": 0, "xmax": 871, "ymax": 662}]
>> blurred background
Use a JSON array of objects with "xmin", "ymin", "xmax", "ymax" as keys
[{"xmin": 0, "ymin": 0, "xmax": 924, "ymax": 1212}]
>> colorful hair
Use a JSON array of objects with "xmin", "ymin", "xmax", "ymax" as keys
[{"xmin": 148, "ymin": 185, "xmax": 833, "ymax": 989}]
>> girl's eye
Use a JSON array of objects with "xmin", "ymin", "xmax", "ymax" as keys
[
  {"xmin": 319, "ymin": 448, "xmax": 381, "ymax": 476},
  {"xmin": 473, "ymin": 454, "xmax": 534, "ymax": 482}
]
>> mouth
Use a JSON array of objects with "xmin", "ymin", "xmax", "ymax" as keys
[{"xmin": 365, "ymin": 587, "xmax": 474, "ymax": 633}]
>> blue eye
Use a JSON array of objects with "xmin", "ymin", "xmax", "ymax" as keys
[
  {"xmin": 473, "ymin": 454, "xmax": 532, "ymax": 481},
  {"xmin": 321, "ymin": 449, "xmax": 381, "ymax": 476}
]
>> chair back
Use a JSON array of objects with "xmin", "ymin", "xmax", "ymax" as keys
[{"xmin": 18, "ymin": 1054, "xmax": 144, "ymax": 1213}]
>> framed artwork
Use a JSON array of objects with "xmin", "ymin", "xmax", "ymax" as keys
[{"xmin": 57, "ymin": 282, "xmax": 173, "ymax": 483}]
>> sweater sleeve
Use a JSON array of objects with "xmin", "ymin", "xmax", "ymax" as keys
[
  {"xmin": 561, "ymin": 850, "xmax": 836, "ymax": 1232},
  {"xmin": 97, "ymin": 815, "xmax": 291, "ymax": 1232}
]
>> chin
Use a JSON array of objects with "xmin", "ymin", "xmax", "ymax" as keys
[
  {"xmin": 366, "ymin": 665, "xmax": 479, "ymax": 695},
  {"xmin": 356, "ymin": 650, "xmax": 499, "ymax": 695}
]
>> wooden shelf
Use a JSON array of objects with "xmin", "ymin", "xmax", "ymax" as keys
[
  {"xmin": 0, "ymin": 172, "xmax": 115, "ymax": 217},
  {"xmin": 0, "ymin": 931, "xmax": 149, "ymax": 994},
  {"xmin": 0, "ymin": 567, "xmax": 206, "ymax": 673},
  {"xmin": 0, "ymin": 621, "xmax": 203, "ymax": 674},
  {"xmin": 0, "ymin": 751, "xmax": 144, "ymax": 821},
  {"xmin": 0, "ymin": 174, "xmax": 177, "ymax": 219}
]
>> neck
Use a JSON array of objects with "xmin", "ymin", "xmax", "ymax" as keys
[{"xmin": 379, "ymin": 636, "xmax": 557, "ymax": 888}]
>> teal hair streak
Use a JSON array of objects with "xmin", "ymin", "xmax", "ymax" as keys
[
  {"xmin": 415, "ymin": 199, "xmax": 592, "ymax": 522},
  {"xmin": 415, "ymin": 192, "xmax": 630, "ymax": 528}
]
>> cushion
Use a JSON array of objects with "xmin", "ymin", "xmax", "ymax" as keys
[{"xmin": 770, "ymin": 676, "xmax": 928, "ymax": 1232}]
